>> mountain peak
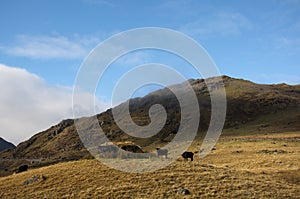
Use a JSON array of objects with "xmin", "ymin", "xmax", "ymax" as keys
[
  {"xmin": 0, "ymin": 137, "xmax": 15, "ymax": 152},
  {"xmin": 0, "ymin": 76, "xmax": 299, "ymax": 177}
]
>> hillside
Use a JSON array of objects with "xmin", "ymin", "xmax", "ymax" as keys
[
  {"xmin": 0, "ymin": 137, "xmax": 15, "ymax": 152},
  {"xmin": 0, "ymin": 76, "xmax": 299, "ymax": 176},
  {"xmin": 0, "ymin": 133, "xmax": 299, "ymax": 198}
]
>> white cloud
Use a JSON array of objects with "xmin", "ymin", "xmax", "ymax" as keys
[
  {"xmin": 116, "ymin": 51, "xmax": 151, "ymax": 67},
  {"xmin": 0, "ymin": 34, "xmax": 100, "ymax": 59},
  {"xmin": 180, "ymin": 12, "xmax": 252, "ymax": 38},
  {"xmin": 0, "ymin": 64, "xmax": 110, "ymax": 145},
  {"xmin": 251, "ymin": 73, "xmax": 300, "ymax": 85},
  {"xmin": 275, "ymin": 37, "xmax": 300, "ymax": 54},
  {"xmin": 84, "ymin": 0, "xmax": 115, "ymax": 7}
]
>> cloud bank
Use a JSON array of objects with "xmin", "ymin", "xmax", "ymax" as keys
[{"xmin": 0, "ymin": 64, "xmax": 109, "ymax": 144}]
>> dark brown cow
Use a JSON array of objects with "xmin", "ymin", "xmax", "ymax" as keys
[
  {"xmin": 17, "ymin": 165, "xmax": 28, "ymax": 173},
  {"xmin": 182, "ymin": 151, "xmax": 194, "ymax": 161}
]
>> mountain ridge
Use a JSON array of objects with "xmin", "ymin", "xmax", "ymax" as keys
[
  {"xmin": 0, "ymin": 137, "xmax": 15, "ymax": 152},
  {"xmin": 0, "ymin": 75, "xmax": 299, "ymax": 176}
]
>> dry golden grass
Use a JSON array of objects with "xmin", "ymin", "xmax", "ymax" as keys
[{"xmin": 0, "ymin": 132, "xmax": 299, "ymax": 198}]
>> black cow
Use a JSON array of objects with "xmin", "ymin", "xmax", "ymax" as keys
[
  {"xmin": 121, "ymin": 145, "xmax": 144, "ymax": 153},
  {"xmin": 17, "ymin": 165, "xmax": 28, "ymax": 173},
  {"xmin": 156, "ymin": 148, "xmax": 168, "ymax": 159},
  {"xmin": 182, "ymin": 151, "xmax": 194, "ymax": 161}
]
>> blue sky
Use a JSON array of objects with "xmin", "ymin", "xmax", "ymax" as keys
[{"xmin": 0, "ymin": 0, "xmax": 300, "ymax": 144}]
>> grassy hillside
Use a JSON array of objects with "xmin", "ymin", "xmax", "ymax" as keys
[
  {"xmin": 99, "ymin": 76, "xmax": 300, "ymax": 143},
  {"xmin": 0, "ymin": 132, "xmax": 299, "ymax": 198},
  {"xmin": 0, "ymin": 76, "xmax": 299, "ymax": 177}
]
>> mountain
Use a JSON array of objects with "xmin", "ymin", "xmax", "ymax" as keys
[
  {"xmin": 0, "ymin": 76, "xmax": 299, "ymax": 176},
  {"xmin": 0, "ymin": 138, "xmax": 15, "ymax": 152}
]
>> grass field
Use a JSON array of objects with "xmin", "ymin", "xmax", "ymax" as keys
[{"xmin": 0, "ymin": 132, "xmax": 299, "ymax": 198}]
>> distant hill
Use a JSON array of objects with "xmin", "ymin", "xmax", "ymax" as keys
[
  {"xmin": 97, "ymin": 75, "xmax": 300, "ymax": 144},
  {"xmin": 0, "ymin": 76, "xmax": 299, "ymax": 176},
  {"xmin": 0, "ymin": 137, "xmax": 15, "ymax": 151}
]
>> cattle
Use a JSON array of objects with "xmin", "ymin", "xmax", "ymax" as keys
[
  {"xmin": 182, "ymin": 152, "xmax": 194, "ymax": 161},
  {"xmin": 156, "ymin": 148, "xmax": 168, "ymax": 159},
  {"xmin": 121, "ymin": 145, "xmax": 144, "ymax": 153},
  {"xmin": 17, "ymin": 165, "xmax": 28, "ymax": 173}
]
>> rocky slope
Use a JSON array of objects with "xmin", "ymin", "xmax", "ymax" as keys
[{"xmin": 0, "ymin": 76, "xmax": 299, "ymax": 176}]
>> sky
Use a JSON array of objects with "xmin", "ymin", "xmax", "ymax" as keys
[{"xmin": 0, "ymin": 0, "xmax": 300, "ymax": 144}]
